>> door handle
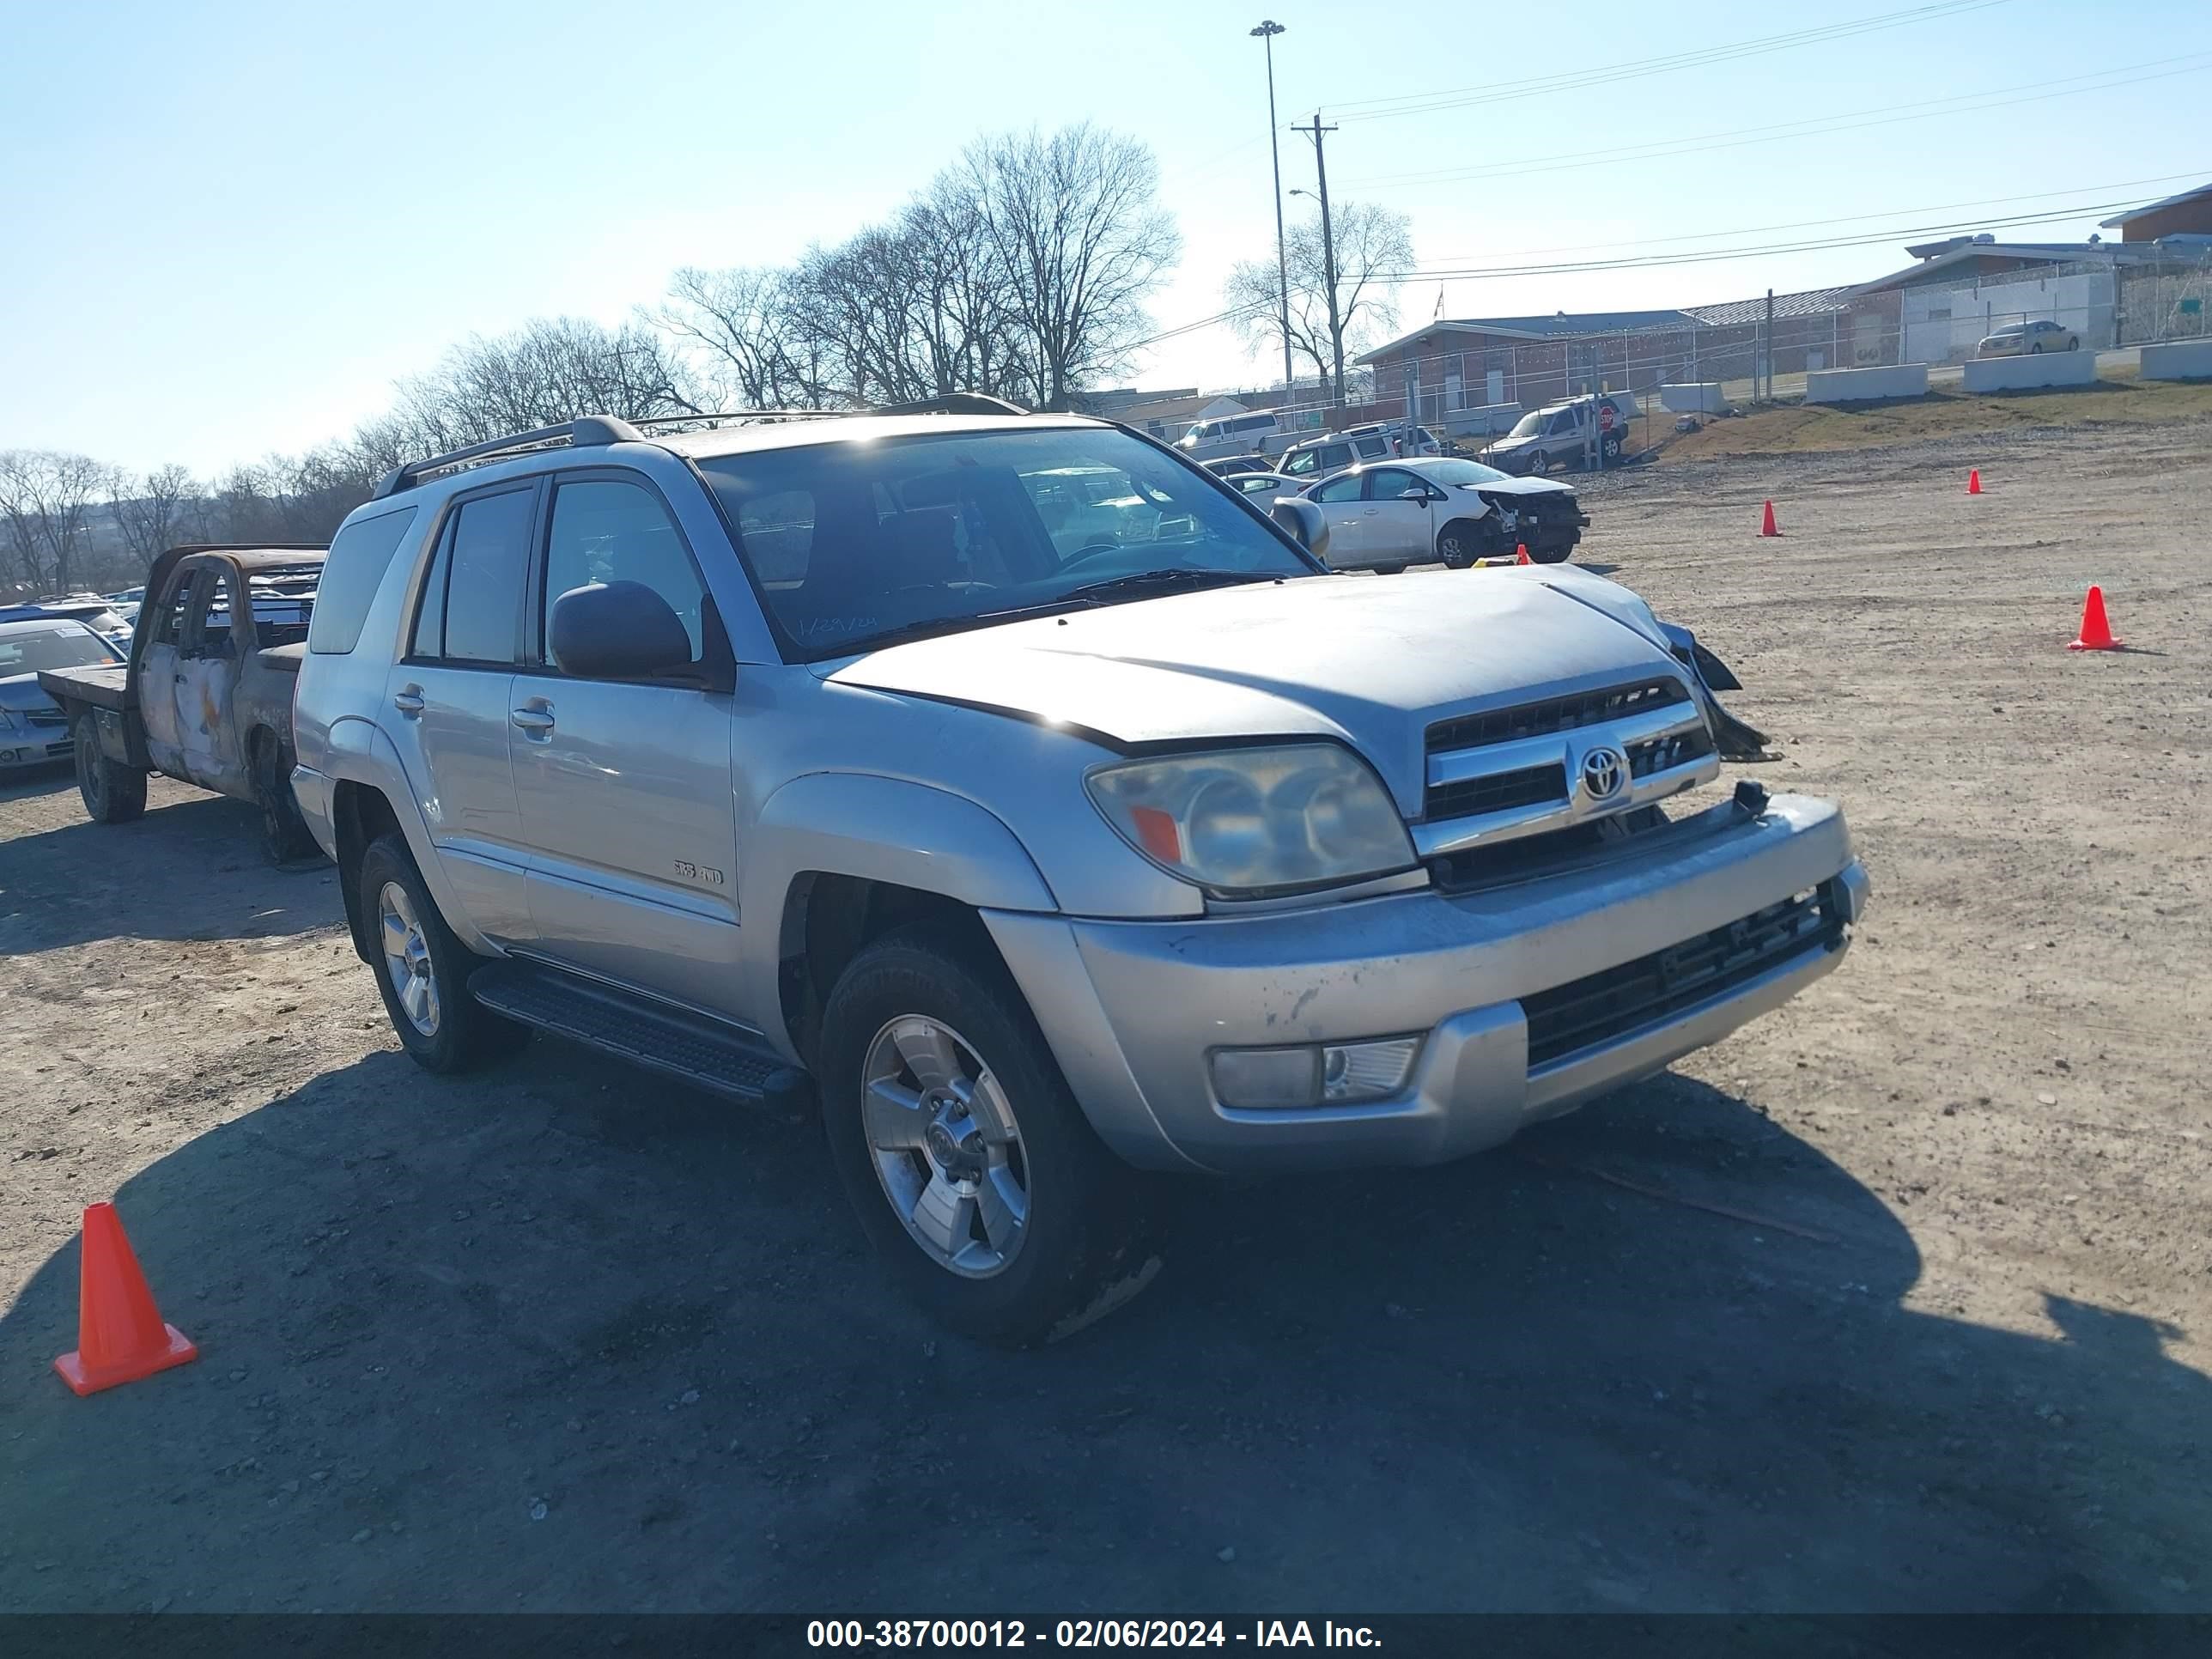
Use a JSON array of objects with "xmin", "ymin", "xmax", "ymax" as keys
[
  {"xmin": 509, "ymin": 705, "xmax": 556, "ymax": 734},
  {"xmin": 392, "ymin": 686, "xmax": 425, "ymax": 717}
]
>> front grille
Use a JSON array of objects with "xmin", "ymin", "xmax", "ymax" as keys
[
  {"xmin": 1627, "ymin": 724, "xmax": 1714, "ymax": 779},
  {"xmin": 25, "ymin": 709, "xmax": 65, "ymax": 728},
  {"xmin": 1522, "ymin": 884, "xmax": 1844, "ymax": 1069},
  {"xmin": 1425, "ymin": 763, "xmax": 1566, "ymax": 823},
  {"xmin": 1426, "ymin": 678, "xmax": 1689, "ymax": 755}
]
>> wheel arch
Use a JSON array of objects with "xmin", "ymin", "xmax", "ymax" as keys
[{"xmin": 746, "ymin": 773, "xmax": 1059, "ymax": 1064}]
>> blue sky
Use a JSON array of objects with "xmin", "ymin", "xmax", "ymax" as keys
[{"xmin": 5, "ymin": 0, "xmax": 2207, "ymax": 474}]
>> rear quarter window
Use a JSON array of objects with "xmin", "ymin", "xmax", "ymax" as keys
[{"xmin": 307, "ymin": 507, "xmax": 421, "ymax": 655}]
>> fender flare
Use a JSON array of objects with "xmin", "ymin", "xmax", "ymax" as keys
[
  {"xmin": 737, "ymin": 773, "xmax": 1060, "ymax": 1056},
  {"xmin": 321, "ymin": 715, "xmax": 495, "ymax": 953}
]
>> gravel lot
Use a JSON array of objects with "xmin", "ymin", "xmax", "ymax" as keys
[{"xmin": 2, "ymin": 416, "xmax": 2207, "ymax": 1615}]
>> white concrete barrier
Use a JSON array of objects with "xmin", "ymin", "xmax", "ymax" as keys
[
  {"xmin": 1660, "ymin": 383, "xmax": 1725, "ymax": 413},
  {"xmin": 1960, "ymin": 349, "xmax": 2099, "ymax": 392},
  {"xmin": 1804, "ymin": 364, "xmax": 1930, "ymax": 404},
  {"xmin": 2139, "ymin": 341, "xmax": 2212, "ymax": 381}
]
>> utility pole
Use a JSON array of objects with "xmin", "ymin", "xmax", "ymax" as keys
[
  {"xmin": 1294, "ymin": 114, "xmax": 1344, "ymax": 407},
  {"xmin": 1251, "ymin": 21, "xmax": 1293, "ymax": 401},
  {"xmin": 1763, "ymin": 287, "xmax": 1776, "ymax": 401}
]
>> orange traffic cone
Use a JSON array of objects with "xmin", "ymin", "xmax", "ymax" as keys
[
  {"xmin": 1967, "ymin": 469, "xmax": 1983, "ymax": 495},
  {"xmin": 1759, "ymin": 500, "xmax": 1781, "ymax": 537},
  {"xmin": 53, "ymin": 1201, "xmax": 198, "ymax": 1396},
  {"xmin": 2068, "ymin": 586, "xmax": 2122, "ymax": 652},
  {"xmin": 1516, "ymin": 544, "xmax": 1531, "ymax": 565}
]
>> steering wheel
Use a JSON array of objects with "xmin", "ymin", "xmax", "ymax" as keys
[{"xmin": 1056, "ymin": 541, "xmax": 1128, "ymax": 574}]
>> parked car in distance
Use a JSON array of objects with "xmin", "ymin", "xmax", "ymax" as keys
[
  {"xmin": 287, "ymin": 400, "xmax": 1867, "ymax": 1345},
  {"xmin": 0, "ymin": 617, "xmax": 120, "ymax": 771},
  {"xmin": 1224, "ymin": 471, "xmax": 1299, "ymax": 501},
  {"xmin": 1342, "ymin": 422, "xmax": 1444, "ymax": 458},
  {"xmin": 0, "ymin": 594, "xmax": 135, "ymax": 653},
  {"xmin": 1202, "ymin": 454, "xmax": 1273, "ymax": 477},
  {"xmin": 1976, "ymin": 319, "xmax": 2080, "ymax": 356},
  {"xmin": 1277, "ymin": 428, "xmax": 1395, "ymax": 480},
  {"xmin": 1303, "ymin": 457, "xmax": 1589, "ymax": 570},
  {"xmin": 1480, "ymin": 394, "xmax": 1637, "ymax": 475},
  {"xmin": 37, "ymin": 543, "xmax": 327, "ymax": 862},
  {"xmin": 1178, "ymin": 409, "xmax": 1299, "ymax": 463}
]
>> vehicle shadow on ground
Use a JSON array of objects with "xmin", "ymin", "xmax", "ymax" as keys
[
  {"xmin": 0, "ymin": 1054, "xmax": 2203, "ymax": 1613},
  {"xmin": 1, "ymin": 760, "xmax": 76, "ymax": 798},
  {"xmin": 0, "ymin": 791, "xmax": 337, "ymax": 956}
]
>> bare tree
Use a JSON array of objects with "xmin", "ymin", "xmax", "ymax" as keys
[
  {"xmin": 109, "ymin": 463, "xmax": 204, "ymax": 567},
  {"xmin": 1226, "ymin": 201, "xmax": 1412, "ymax": 398},
  {"xmin": 0, "ymin": 450, "xmax": 108, "ymax": 594},
  {"xmin": 964, "ymin": 125, "xmax": 1180, "ymax": 410},
  {"xmin": 659, "ymin": 265, "xmax": 823, "ymax": 409}
]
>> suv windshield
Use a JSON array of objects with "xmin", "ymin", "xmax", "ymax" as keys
[
  {"xmin": 0, "ymin": 624, "xmax": 120, "ymax": 675},
  {"xmin": 1507, "ymin": 411, "xmax": 1544, "ymax": 439},
  {"xmin": 697, "ymin": 428, "xmax": 1314, "ymax": 658}
]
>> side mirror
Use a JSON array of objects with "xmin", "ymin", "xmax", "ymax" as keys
[
  {"xmin": 1398, "ymin": 486, "xmax": 1433, "ymax": 502},
  {"xmin": 549, "ymin": 580, "xmax": 695, "ymax": 682},
  {"xmin": 1270, "ymin": 498, "xmax": 1331, "ymax": 562}
]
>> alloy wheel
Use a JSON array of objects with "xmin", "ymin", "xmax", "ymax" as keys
[
  {"xmin": 860, "ymin": 1015, "xmax": 1030, "ymax": 1278},
  {"xmin": 378, "ymin": 881, "xmax": 441, "ymax": 1036}
]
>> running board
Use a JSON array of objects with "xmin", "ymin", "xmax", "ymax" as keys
[{"xmin": 470, "ymin": 960, "xmax": 811, "ymax": 1109}]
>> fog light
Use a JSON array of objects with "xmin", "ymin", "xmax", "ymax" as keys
[
  {"xmin": 1212, "ymin": 1036, "xmax": 1422, "ymax": 1109},
  {"xmin": 1322, "ymin": 1037, "xmax": 1422, "ymax": 1102}
]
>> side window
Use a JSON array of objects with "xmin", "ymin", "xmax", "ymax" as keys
[
  {"xmin": 414, "ymin": 486, "xmax": 534, "ymax": 665},
  {"xmin": 542, "ymin": 477, "xmax": 708, "ymax": 667},
  {"xmin": 195, "ymin": 570, "xmax": 240, "ymax": 658},
  {"xmin": 1312, "ymin": 474, "xmax": 1364, "ymax": 504},
  {"xmin": 1365, "ymin": 468, "xmax": 1419, "ymax": 501},
  {"xmin": 149, "ymin": 573, "xmax": 197, "ymax": 647},
  {"xmin": 309, "ymin": 506, "xmax": 419, "ymax": 655}
]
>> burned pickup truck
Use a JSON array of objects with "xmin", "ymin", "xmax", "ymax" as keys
[{"xmin": 38, "ymin": 543, "xmax": 325, "ymax": 863}]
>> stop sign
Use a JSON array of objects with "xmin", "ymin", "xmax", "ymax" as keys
[{"xmin": 1599, "ymin": 403, "xmax": 1616, "ymax": 432}]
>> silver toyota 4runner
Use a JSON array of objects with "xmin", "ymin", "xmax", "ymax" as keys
[{"xmin": 290, "ymin": 399, "xmax": 1869, "ymax": 1343}]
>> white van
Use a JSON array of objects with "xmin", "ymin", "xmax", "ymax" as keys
[{"xmin": 1177, "ymin": 410, "xmax": 1293, "ymax": 463}]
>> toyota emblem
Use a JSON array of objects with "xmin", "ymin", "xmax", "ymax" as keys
[{"xmin": 1581, "ymin": 745, "xmax": 1626, "ymax": 800}]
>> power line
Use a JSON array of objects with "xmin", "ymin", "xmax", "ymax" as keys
[
  {"xmin": 1324, "ymin": 0, "xmax": 2010, "ymax": 124},
  {"xmin": 1338, "ymin": 55, "xmax": 2212, "ymax": 191},
  {"xmin": 1129, "ymin": 182, "xmax": 2188, "ymax": 355},
  {"xmin": 1413, "ymin": 169, "xmax": 2212, "ymax": 264},
  {"xmin": 1388, "ymin": 196, "xmax": 2167, "ymax": 283}
]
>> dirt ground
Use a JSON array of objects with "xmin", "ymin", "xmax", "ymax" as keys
[{"xmin": 2, "ymin": 416, "xmax": 2208, "ymax": 1617}]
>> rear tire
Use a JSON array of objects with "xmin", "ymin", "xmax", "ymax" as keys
[
  {"xmin": 71, "ymin": 710, "xmax": 146, "ymax": 824},
  {"xmin": 2067, "ymin": 336, "xmax": 2079, "ymax": 351},
  {"xmin": 358, "ymin": 833, "xmax": 528, "ymax": 1073},
  {"xmin": 253, "ymin": 730, "xmax": 320, "ymax": 866},
  {"xmin": 817, "ymin": 925, "xmax": 1164, "ymax": 1346}
]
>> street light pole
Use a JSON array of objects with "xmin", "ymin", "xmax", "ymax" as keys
[{"xmin": 1251, "ymin": 21, "xmax": 1292, "ymax": 400}]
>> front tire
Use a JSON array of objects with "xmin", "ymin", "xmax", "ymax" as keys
[
  {"xmin": 358, "ymin": 833, "xmax": 527, "ymax": 1073},
  {"xmin": 1436, "ymin": 520, "xmax": 1484, "ymax": 568},
  {"xmin": 72, "ymin": 711, "xmax": 146, "ymax": 824},
  {"xmin": 1526, "ymin": 450, "xmax": 1550, "ymax": 477},
  {"xmin": 817, "ymin": 926, "xmax": 1164, "ymax": 1346}
]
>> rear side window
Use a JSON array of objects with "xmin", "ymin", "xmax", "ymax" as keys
[
  {"xmin": 307, "ymin": 507, "xmax": 418, "ymax": 655},
  {"xmin": 410, "ymin": 487, "xmax": 535, "ymax": 665}
]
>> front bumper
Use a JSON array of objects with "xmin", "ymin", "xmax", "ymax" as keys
[
  {"xmin": 986, "ymin": 792, "xmax": 1865, "ymax": 1173},
  {"xmin": 0, "ymin": 731, "xmax": 72, "ymax": 768}
]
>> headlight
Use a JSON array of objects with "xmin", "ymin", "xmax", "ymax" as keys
[{"xmin": 1085, "ymin": 743, "xmax": 1413, "ymax": 896}]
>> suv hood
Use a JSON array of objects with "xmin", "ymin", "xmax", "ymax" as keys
[{"xmin": 824, "ymin": 567, "xmax": 1686, "ymax": 815}]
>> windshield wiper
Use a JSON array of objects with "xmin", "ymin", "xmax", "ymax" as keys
[
  {"xmin": 1056, "ymin": 568, "xmax": 1277, "ymax": 604},
  {"xmin": 833, "ymin": 599, "xmax": 1103, "ymax": 654}
]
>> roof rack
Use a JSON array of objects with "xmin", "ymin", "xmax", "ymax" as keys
[{"xmin": 370, "ymin": 394, "xmax": 1037, "ymax": 500}]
